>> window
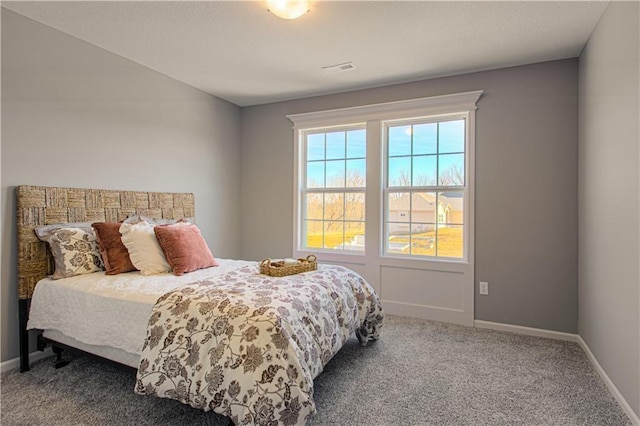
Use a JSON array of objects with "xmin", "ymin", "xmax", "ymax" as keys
[
  {"xmin": 290, "ymin": 90, "xmax": 480, "ymax": 262},
  {"xmin": 385, "ymin": 117, "xmax": 466, "ymax": 258},
  {"xmin": 301, "ymin": 126, "xmax": 366, "ymax": 251}
]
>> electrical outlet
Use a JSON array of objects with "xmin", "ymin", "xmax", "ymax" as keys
[{"xmin": 479, "ymin": 281, "xmax": 489, "ymax": 295}]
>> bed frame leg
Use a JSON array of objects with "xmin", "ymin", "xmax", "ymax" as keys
[
  {"xmin": 52, "ymin": 346, "xmax": 70, "ymax": 369},
  {"xmin": 19, "ymin": 299, "xmax": 30, "ymax": 372},
  {"xmin": 37, "ymin": 334, "xmax": 47, "ymax": 352}
]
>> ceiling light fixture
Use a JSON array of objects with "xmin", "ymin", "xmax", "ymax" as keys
[{"xmin": 266, "ymin": 0, "xmax": 309, "ymax": 20}]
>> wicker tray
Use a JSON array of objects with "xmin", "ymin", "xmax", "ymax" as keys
[{"xmin": 260, "ymin": 255, "xmax": 317, "ymax": 277}]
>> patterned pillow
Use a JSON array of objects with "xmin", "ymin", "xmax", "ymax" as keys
[
  {"xmin": 48, "ymin": 227, "xmax": 105, "ymax": 279},
  {"xmin": 35, "ymin": 221, "xmax": 95, "ymax": 242}
]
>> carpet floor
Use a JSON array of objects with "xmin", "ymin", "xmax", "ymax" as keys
[{"xmin": 1, "ymin": 315, "xmax": 631, "ymax": 425}]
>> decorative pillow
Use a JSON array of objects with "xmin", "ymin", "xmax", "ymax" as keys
[
  {"xmin": 154, "ymin": 223, "xmax": 218, "ymax": 276},
  {"xmin": 35, "ymin": 222, "xmax": 95, "ymax": 243},
  {"xmin": 91, "ymin": 222, "xmax": 137, "ymax": 275},
  {"xmin": 119, "ymin": 221, "xmax": 171, "ymax": 275},
  {"xmin": 47, "ymin": 227, "xmax": 104, "ymax": 279},
  {"xmin": 124, "ymin": 215, "xmax": 194, "ymax": 226}
]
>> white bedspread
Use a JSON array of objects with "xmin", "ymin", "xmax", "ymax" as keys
[{"xmin": 27, "ymin": 259, "xmax": 252, "ymax": 356}]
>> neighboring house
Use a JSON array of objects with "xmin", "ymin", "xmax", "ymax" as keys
[{"xmin": 388, "ymin": 192, "xmax": 463, "ymax": 234}]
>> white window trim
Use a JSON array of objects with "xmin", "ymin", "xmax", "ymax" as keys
[
  {"xmin": 291, "ymin": 91, "xmax": 482, "ymax": 327},
  {"xmin": 289, "ymin": 90, "xmax": 482, "ymax": 265},
  {"xmin": 295, "ymin": 126, "xmax": 371, "ymax": 257},
  {"xmin": 288, "ymin": 90, "xmax": 483, "ymax": 129},
  {"xmin": 382, "ymin": 111, "xmax": 471, "ymax": 261}
]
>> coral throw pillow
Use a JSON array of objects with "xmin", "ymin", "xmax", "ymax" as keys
[
  {"xmin": 154, "ymin": 223, "xmax": 218, "ymax": 276},
  {"xmin": 92, "ymin": 222, "xmax": 137, "ymax": 275}
]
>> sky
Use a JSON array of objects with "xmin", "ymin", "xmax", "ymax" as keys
[{"xmin": 306, "ymin": 119, "xmax": 465, "ymax": 188}]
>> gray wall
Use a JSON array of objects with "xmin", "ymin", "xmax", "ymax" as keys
[
  {"xmin": 1, "ymin": 10, "xmax": 242, "ymax": 362},
  {"xmin": 578, "ymin": 1, "xmax": 640, "ymax": 417},
  {"xmin": 240, "ymin": 59, "xmax": 578, "ymax": 333}
]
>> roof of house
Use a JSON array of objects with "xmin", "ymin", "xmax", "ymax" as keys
[{"xmin": 389, "ymin": 192, "xmax": 463, "ymax": 212}]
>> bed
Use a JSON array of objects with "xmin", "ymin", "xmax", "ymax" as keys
[{"xmin": 17, "ymin": 185, "xmax": 384, "ymax": 426}]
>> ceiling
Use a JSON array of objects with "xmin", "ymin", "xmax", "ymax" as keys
[{"xmin": 3, "ymin": 1, "xmax": 609, "ymax": 107}]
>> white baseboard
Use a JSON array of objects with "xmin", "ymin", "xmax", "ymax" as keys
[
  {"xmin": 577, "ymin": 336, "xmax": 640, "ymax": 425},
  {"xmin": 474, "ymin": 320, "xmax": 579, "ymax": 342},
  {"xmin": 384, "ymin": 300, "xmax": 474, "ymax": 327},
  {"xmin": 0, "ymin": 348, "xmax": 53, "ymax": 373},
  {"xmin": 473, "ymin": 320, "xmax": 638, "ymax": 425}
]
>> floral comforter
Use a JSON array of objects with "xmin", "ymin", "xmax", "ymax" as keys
[{"xmin": 135, "ymin": 263, "xmax": 384, "ymax": 425}]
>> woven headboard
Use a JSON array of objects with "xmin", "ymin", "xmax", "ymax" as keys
[{"xmin": 16, "ymin": 185, "xmax": 195, "ymax": 300}]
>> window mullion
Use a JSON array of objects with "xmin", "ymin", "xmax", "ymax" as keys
[
  {"xmin": 436, "ymin": 121, "xmax": 440, "ymax": 187},
  {"xmin": 323, "ymin": 133, "xmax": 327, "ymax": 188},
  {"xmin": 304, "ymin": 187, "xmax": 364, "ymax": 194},
  {"xmin": 388, "ymin": 185, "xmax": 464, "ymax": 192}
]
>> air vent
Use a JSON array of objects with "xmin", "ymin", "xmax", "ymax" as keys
[{"xmin": 322, "ymin": 62, "xmax": 356, "ymax": 74}]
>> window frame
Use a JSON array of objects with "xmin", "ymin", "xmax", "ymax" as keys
[
  {"xmin": 289, "ymin": 90, "xmax": 482, "ymax": 264},
  {"xmin": 299, "ymin": 124, "xmax": 367, "ymax": 253},
  {"xmin": 382, "ymin": 112, "xmax": 470, "ymax": 261}
]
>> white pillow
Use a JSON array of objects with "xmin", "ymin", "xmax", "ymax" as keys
[{"xmin": 119, "ymin": 220, "xmax": 171, "ymax": 275}]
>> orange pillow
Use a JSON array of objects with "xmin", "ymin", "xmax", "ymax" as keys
[
  {"xmin": 154, "ymin": 223, "xmax": 218, "ymax": 276},
  {"xmin": 92, "ymin": 222, "xmax": 138, "ymax": 275}
]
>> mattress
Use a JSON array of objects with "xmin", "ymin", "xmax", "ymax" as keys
[
  {"xmin": 42, "ymin": 329, "xmax": 140, "ymax": 368},
  {"xmin": 28, "ymin": 259, "xmax": 252, "ymax": 360}
]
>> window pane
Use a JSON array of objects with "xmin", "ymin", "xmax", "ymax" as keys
[
  {"xmin": 411, "ymin": 192, "xmax": 436, "ymax": 223},
  {"xmin": 435, "ymin": 224, "xmax": 464, "ymax": 258},
  {"xmin": 413, "ymin": 123, "xmax": 437, "ymax": 155},
  {"xmin": 411, "ymin": 223, "xmax": 435, "ymax": 257},
  {"xmin": 387, "ymin": 224, "xmax": 410, "ymax": 254},
  {"xmin": 438, "ymin": 153, "xmax": 464, "ymax": 186},
  {"xmin": 307, "ymin": 133, "xmax": 325, "ymax": 161},
  {"xmin": 347, "ymin": 129, "xmax": 366, "ymax": 159},
  {"xmin": 345, "ymin": 192, "xmax": 365, "ymax": 221},
  {"xmin": 324, "ymin": 221, "xmax": 344, "ymax": 249},
  {"xmin": 326, "ymin": 131, "xmax": 346, "ymax": 160},
  {"xmin": 388, "ymin": 126, "xmax": 411, "ymax": 157},
  {"xmin": 346, "ymin": 221, "xmax": 365, "ymax": 234},
  {"xmin": 323, "ymin": 193, "xmax": 344, "ymax": 222},
  {"xmin": 307, "ymin": 161, "xmax": 324, "ymax": 188},
  {"xmin": 325, "ymin": 160, "xmax": 345, "ymax": 187},
  {"xmin": 346, "ymin": 159, "xmax": 366, "ymax": 187},
  {"xmin": 305, "ymin": 220, "xmax": 324, "ymax": 248},
  {"xmin": 388, "ymin": 192, "xmax": 410, "ymax": 223},
  {"xmin": 439, "ymin": 191, "xmax": 464, "ymax": 225},
  {"xmin": 388, "ymin": 157, "xmax": 411, "ymax": 187},
  {"xmin": 345, "ymin": 222, "xmax": 365, "ymax": 251},
  {"xmin": 439, "ymin": 120, "xmax": 465, "ymax": 154},
  {"xmin": 413, "ymin": 155, "xmax": 437, "ymax": 186},
  {"xmin": 305, "ymin": 193, "xmax": 323, "ymax": 220}
]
